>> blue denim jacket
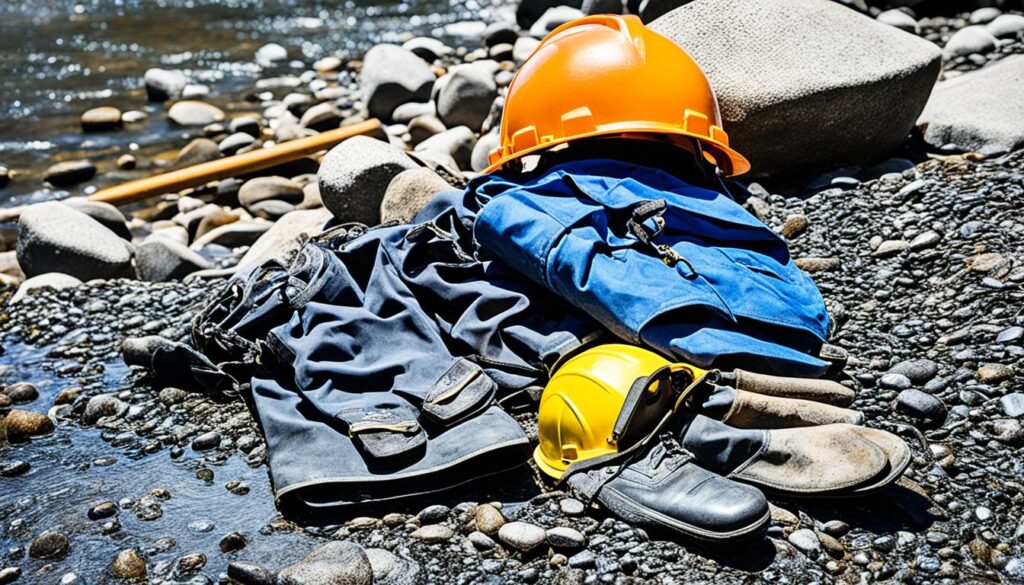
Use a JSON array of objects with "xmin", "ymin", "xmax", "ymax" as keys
[{"xmin": 473, "ymin": 160, "xmax": 831, "ymax": 375}]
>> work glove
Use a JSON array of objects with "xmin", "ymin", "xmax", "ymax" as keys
[{"xmin": 678, "ymin": 370, "xmax": 911, "ymax": 498}]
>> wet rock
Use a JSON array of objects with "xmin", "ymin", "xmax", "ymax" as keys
[
  {"xmin": 779, "ymin": 214, "xmax": 808, "ymax": 239},
  {"xmin": 219, "ymin": 532, "xmax": 247, "ymax": 553},
  {"xmin": 360, "ymin": 44, "xmax": 436, "ymax": 121},
  {"xmin": 278, "ymin": 541, "xmax": 373, "ymax": 585},
  {"xmin": 474, "ymin": 503, "xmax": 506, "ymax": 536},
  {"xmin": 175, "ymin": 553, "xmax": 206, "ymax": 575},
  {"xmin": 919, "ymin": 56, "xmax": 1024, "ymax": 155},
  {"xmin": 4, "ymin": 409, "xmax": 55, "ymax": 441},
  {"xmin": 191, "ymin": 431, "xmax": 221, "ymax": 451},
  {"xmin": 17, "ymin": 202, "xmax": 133, "ymax": 280},
  {"xmin": 144, "ymin": 68, "xmax": 188, "ymax": 101},
  {"xmin": 29, "ymin": 530, "xmax": 70, "ymax": 559},
  {"xmin": 409, "ymin": 525, "xmax": 453, "ymax": 543},
  {"xmin": 43, "ymin": 160, "xmax": 96, "ymax": 186},
  {"xmin": 546, "ymin": 527, "xmax": 586, "ymax": 549},
  {"xmin": 498, "ymin": 522, "xmax": 546, "ymax": 552},
  {"xmin": 228, "ymin": 562, "xmax": 277, "ymax": 585},
  {"xmin": 0, "ymin": 460, "xmax": 30, "ymax": 477},
  {"xmin": 942, "ymin": 25, "xmax": 997, "ymax": 59},
  {"xmin": 174, "ymin": 138, "xmax": 221, "ymax": 168},
  {"xmin": 4, "ymin": 383, "xmax": 38, "ymax": 404},
  {"xmin": 53, "ymin": 387, "xmax": 81, "ymax": 405},
  {"xmin": 168, "ymin": 101, "xmax": 226, "ymax": 126},
  {"xmin": 62, "ymin": 199, "xmax": 131, "ymax": 240},
  {"xmin": 111, "ymin": 549, "xmax": 146, "ymax": 581},
  {"xmin": 88, "ymin": 501, "xmax": 118, "ymax": 521},
  {"xmin": 81, "ymin": 106, "xmax": 122, "ymax": 131},
  {"xmin": 650, "ymin": 0, "xmax": 940, "ymax": 177},
  {"xmin": 364, "ymin": 548, "xmax": 421, "ymax": 585},
  {"xmin": 318, "ymin": 135, "xmax": 418, "ymax": 224},
  {"xmin": 987, "ymin": 14, "xmax": 1024, "ymax": 39},
  {"xmin": 436, "ymin": 67, "xmax": 497, "ymax": 133},
  {"xmin": 895, "ymin": 389, "xmax": 947, "ymax": 425},
  {"xmin": 83, "ymin": 394, "xmax": 127, "ymax": 424},
  {"xmin": 136, "ymin": 239, "xmax": 212, "ymax": 282},
  {"xmin": 380, "ymin": 168, "xmax": 451, "ymax": 223},
  {"xmin": 0, "ymin": 567, "xmax": 19, "ymax": 584},
  {"xmin": 978, "ymin": 363, "xmax": 1014, "ymax": 384},
  {"xmin": 888, "ymin": 359, "xmax": 938, "ymax": 385}
]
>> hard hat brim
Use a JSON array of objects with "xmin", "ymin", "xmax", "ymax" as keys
[
  {"xmin": 533, "ymin": 445, "xmax": 568, "ymax": 480},
  {"xmin": 484, "ymin": 122, "xmax": 750, "ymax": 177}
]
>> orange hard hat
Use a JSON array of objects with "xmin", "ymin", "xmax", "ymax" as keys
[{"xmin": 486, "ymin": 15, "xmax": 749, "ymax": 176}]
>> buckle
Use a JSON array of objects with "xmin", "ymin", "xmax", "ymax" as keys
[{"xmin": 421, "ymin": 359, "xmax": 496, "ymax": 427}]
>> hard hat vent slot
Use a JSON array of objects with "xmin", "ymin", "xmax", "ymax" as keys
[
  {"xmin": 683, "ymin": 110, "xmax": 709, "ymax": 137},
  {"xmin": 512, "ymin": 126, "xmax": 539, "ymax": 152},
  {"xmin": 561, "ymin": 107, "xmax": 597, "ymax": 137}
]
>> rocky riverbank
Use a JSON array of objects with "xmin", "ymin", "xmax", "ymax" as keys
[{"xmin": 3, "ymin": 0, "xmax": 1024, "ymax": 583}]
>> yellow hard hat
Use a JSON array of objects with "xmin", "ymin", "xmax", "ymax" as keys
[{"xmin": 534, "ymin": 344, "xmax": 707, "ymax": 479}]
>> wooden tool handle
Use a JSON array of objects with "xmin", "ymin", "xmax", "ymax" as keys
[
  {"xmin": 90, "ymin": 118, "xmax": 381, "ymax": 204},
  {"xmin": 0, "ymin": 119, "xmax": 381, "ymax": 224}
]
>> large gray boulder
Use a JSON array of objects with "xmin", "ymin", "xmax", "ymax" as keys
[
  {"xmin": 918, "ymin": 55, "xmax": 1024, "ymax": 156},
  {"xmin": 436, "ymin": 67, "xmax": 498, "ymax": 133},
  {"xmin": 318, "ymin": 136, "xmax": 419, "ymax": 225},
  {"xmin": 135, "ymin": 239, "xmax": 212, "ymax": 282},
  {"xmin": 380, "ymin": 168, "xmax": 453, "ymax": 223},
  {"xmin": 360, "ymin": 44, "xmax": 436, "ymax": 121},
  {"xmin": 650, "ymin": 0, "xmax": 941, "ymax": 178},
  {"xmin": 17, "ymin": 202, "xmax": 133, "ymax": 280},
  {"xmin": 61, "ymin": 198, "xmax": 131, "ymax": 240}
]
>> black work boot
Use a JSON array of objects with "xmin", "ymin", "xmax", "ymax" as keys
[{"xmin": 564, "ymin": 440, "xmax": 770, "ymax": 541}]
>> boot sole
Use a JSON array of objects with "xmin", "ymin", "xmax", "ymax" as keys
[{"xmin": 599, "ymin": 485, "xmax": 771, "ymax": 541}]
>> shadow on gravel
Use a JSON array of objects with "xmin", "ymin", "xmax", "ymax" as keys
[{"xmin": 775, "ymin": 481, "xmax": 939, "ymax": 535}]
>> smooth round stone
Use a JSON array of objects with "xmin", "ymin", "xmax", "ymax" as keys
[
  {"xmin": 474, "ymin": 504, "xmax": 506, "ymax": 535},
  {"xmin": 81, "ymin": 106, "xmax": 123, "ymax": 131},
  {"xmin": 788, "ymin": 529, "xmax": 821, "ymax": 555},
  {"xmin": 895, "ymin": 389, "xmax": 947, "ymax": 424},
  {"xmin": 498, "ymin": 522, "xmax": 546, "ymax": 552},
  {"xmin": 546, "ymin": 527, "xmax": 586, "ymax": 549},
  {"xmin": 559, "ymin": 498, "xmax": 585, "ymax": 516},
  {"xmin": 888, "ymin": 359, "xmax": 939, "ymax": 384},
  {"xmin": 417, "ymin": 504, "xmax": 451, "ymax": 524},
  {"xmin": 410, "ymin": 524, "xmax": 454, "ymax": 543},
  {"xmin": 879, "ymin": 373, "xmax": 912, "ymax": 390}
]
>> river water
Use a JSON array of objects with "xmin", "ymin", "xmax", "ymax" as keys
[{"xmin": 0, "ymin": 0, "xmax": 511, "ymax": 208}]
